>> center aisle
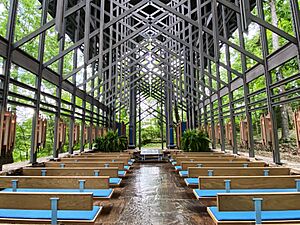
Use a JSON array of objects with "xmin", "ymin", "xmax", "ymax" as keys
[{"xmin": 96, "ymin": 163, "xmax": 212, "ymax": 225}]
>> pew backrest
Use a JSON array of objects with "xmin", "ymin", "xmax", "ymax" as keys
[
  {"xmin": 22, "ymin": 167, "xmax": 118, "ymax": 177},
  {"xmin": 176, "ymin": 157, "xmax": 248, "ymax": 165},
  {"xmin": 72, "ymin": 154, "xmax": 130, "ymax": 158},
  {"xmin": 79, "ymin": 152, "xmax": 130, "ymax": 156},
  {"xmin": 171, "ymin": 152, "xmax": 225, "ymax": 159},
  {"xmin": 188, "ymin": 167, "xmax": 290, "ymax": 177},
  {"xmin": 199, "ymin": 175, "xmax": 300, "ymax": 190},
  {"xmin": 0, "ymin": 176, "xmax": 110, "ymax": 189},
  {"xmin": 60, "ymin": 157, "xmax": 129, "ymax": 165},
  {"xmin": 69, "ymin": 155, "xmax": 130, "ymax": 159},
  {"xmin": 45, "ymin": 161, "xmax": 125, "ymax": 170},
  {"xmin": 0, "ymin": 192, "xmax": 93, "ymax": 210},
  {"xmin": 181, "ymin": 161, "xmax": 266, "ymax": 170},
  {"xmin": 217, "ymin": 192, "xmax": 300, "ymax": 211}
]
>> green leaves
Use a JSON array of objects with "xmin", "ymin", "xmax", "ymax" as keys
[
  {"xmin": 181, "ymin": 129, "xmax": 210, "ymax": 152},
  {"xmin": 141, "ymin": 124, "xmax": 162, "ymax": 146},
  {"xmin": 94, "ymin": 130, "xmax": 128, "ymax": 152}
]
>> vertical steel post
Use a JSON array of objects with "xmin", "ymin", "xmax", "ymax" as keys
[
  {"xmin": 53, "ymin": 0, "xmax": 67, "ymax": 158},
  {"xmin": 253, "ymin": 198, "xmax": 263, "ymax": 225},
  {"xmin": 221, "ymin": 6, "xmax": 238, "ymax": 154},
  {"xmin": 236, "ymin": 0, "xmax": 255, "ymax": 157},
  {"xmin": 212, "ymin": 0, "xmax": 225, "ymax": 152},
  {"xmin": 30, "ymin": 0, "xmax": 49, "ymax": 163},
  {"xmin": 97, "ymin": 0, "xmax": 105, "ymax": 128},
  {"xmin": 50, "ymin": 197, "xmax": 59, "ymax": 225},
  {"xmin": 128, "ymin": 21, "xmax": 137, "ymax": 149},
  {"xmin": 80, "ymin": 0, "xmax": 91, "ymax": 152},
  {"xmin": 0, "ymin": 0, "xmax": 18, "ymax": 170},
  {"xmin": 161, "ymin": 79, "xmax": 164, "ymax": 149},
  {"xmin": 188, "ymin": 0, "xmax": 195, "ymax": 129},
  {"xmin": 68, "ymin": 10, "xmax": 80, "ymax": 154},
  {"xmin": 138, "ymin": 87, "xmax": 141, "ymax": 150},
  {"xmin": 257, "ymin": 0, "xmax": 280, "ymax": 163}
]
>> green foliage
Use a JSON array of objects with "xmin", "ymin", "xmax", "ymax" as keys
[
  {"xmin": 12, "ymin": 112, "xmax": 57, "ymax": 162},
  {"xmin": 0, "ymin": 1, "xmax": 9, "ymax": 37},
  {"xmin": 181, "ymin": 129, "xmax": 210, "ymax": 152},
  {"xmin": 141, "ymin": 125, "xmax": 161, "ymax": 145},
  {"xmin": 13, "ymin": 119, "xmax": 32, "ymax": 161},
  {"xmin": 94, "ymin": 130, "xmax": 128, "ymax": 152}
]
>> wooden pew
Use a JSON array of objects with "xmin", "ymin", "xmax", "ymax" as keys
[
  {"xmin": 188, "ymin": 167, "xmax": 290, "ymax": 177},
  {"xmin": 170, "ymin": 152, "xmax": 226, "ymax": 163},
  {"xmin": 180, "ymin": 161, "xmax": 267, "ymax": 171},
  {"xmin": 23, "ymin": 167, "xmax": 122, "ymax": 177},
  {"xmin": 183, "ymin": 167, "xmax": 291, "ymax": 186},
  {"xmin": 74, "ymin": 153, "xmax": 131, "ymax": 157},
  {"xmin": 175, "ymin": 158, "xmax": 251, "ymax": 171},
  {"xmin": 193, "ymin": 175, "xmax": 300, "ymax": 206},
  {"xmin": 79, "ymin": 152, "xmax": 130, "ymax": 155},
  {"xmin": 198, "ymin": 175, "xmax": 300, "ymax": 190},
  {"xmin": 208, "ymin": 193, "xmax": 300, "ymax": 225},
  {"xmin": 0, "ymin": 192, "xmax": 100, "ymax": 224},
  {"xmin": 70, "ymin": 156, "xmax": 131, "ymax": 161},
  {"xmin": 81, "ymin": 153, "xmax": 135, "ymax": 163},
  {"xmin": 0, "ymin": 176, "xmax": 113, "ymax": 199},
  {"xmin": 171, "ymin": 152, "xmax": 225, "ymax": 159},
  {"xmin": 60, "ymin": 157, "xmax": 130, "ymax": 166},
  {"xmin": 172, "ymin": 154, "xmax": 230, "ymax": 162},
  {"xmin": 171, "ymin": 151, "xmax": 225, "ymax": 155},
  {"xmin": 69, "ymin": 155, "xmax": 130, "ymax": 160},
  {"xmin": 45, "ymin": 161, "xmax": 126, "ymax": 170},
  {"xmin": 175, "ymin": 156, "xmax": 249, "ymax": 166},
  {"xmin": 22, "ymin": 167, "xmax": 124, "ymax": 186},
  {"xmin": 77, "ymin": 152, "xmax": 134, "ymax": 160}
]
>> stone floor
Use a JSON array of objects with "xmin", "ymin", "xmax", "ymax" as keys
[{"xmin": 95, "ymin": 162, "xmax": 213, "ymax": 225}]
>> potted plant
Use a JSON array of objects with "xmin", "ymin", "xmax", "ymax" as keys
[
  {"xmin": 181, "ymin": 129, "xmax": 210, "ymax": 152},
  {"xmin": 94, "ymin": 130, "xmax": 128, "ymax": 152}
]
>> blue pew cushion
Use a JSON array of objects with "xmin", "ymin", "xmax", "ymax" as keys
[
  {"xmin": 0, "ymin": 206, "xmax": 101, "ymax": 221},
  {"xmin": 118, "ymin": 170, "xmax": 126, "ymax": 177},
  {"xmin": 2, "ymin": 188, "xmax": 114, "ymax": 198},
  {"xmin": 172, "ymin": 161, "xmax": 177, "ymax": 166},
  {"xmin": 109, "ymin": 178, "xmax": 122, "ymax": 185},
  {"xmin": 194, "ymin": 188, "xmax": 298, "ymax": 198},
  {"xmin": 209, "ymin": 206, "xmax": 300, "ymax": 221},
  {"xmin": 174, "ymin": 166, "xmax": 182, "ymax": 171},
  {"xmin": 179, "ymin": 170, "xmax": 188, "ymax": 177},
  {"xmin": 185, "ymin": 178, "xmax": 198, "ymax": 186},
  {"xmin": 124, "ymin": 165, "xmax": 130, "ymax": 170}
]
